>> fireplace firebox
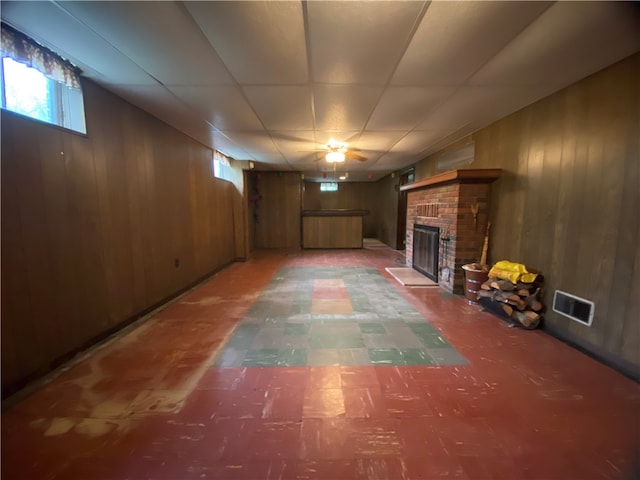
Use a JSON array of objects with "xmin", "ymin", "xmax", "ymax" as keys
[{"xmin": 413, "ymin": 225, "xmax": 439, "ymax": 282}]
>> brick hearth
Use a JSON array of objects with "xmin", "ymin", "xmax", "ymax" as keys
[{"xmin": 401, "ymin": 169, "xmax": 501, "ymax": 294}]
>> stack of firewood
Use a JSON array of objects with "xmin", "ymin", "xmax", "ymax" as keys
[{"xmin": 478, "ymin": 278, "xmax": 543, "ymax": 329}]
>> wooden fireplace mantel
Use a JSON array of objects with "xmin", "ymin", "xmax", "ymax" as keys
[{"xmin": 399, "ymin": 168, "xmax": 502, "ymax": 192}]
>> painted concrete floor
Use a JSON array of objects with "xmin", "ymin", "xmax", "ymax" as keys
[
  {"xmin": 214, "ymin": 266, "xmax": 466, "ymax": 368},
  {"xmin": 2, "ymin": 247, "xmax": 639, "ymax": 480}
]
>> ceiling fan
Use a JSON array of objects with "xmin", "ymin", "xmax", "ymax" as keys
[{"xmin": 323, "ymin": 140, "xmax": 367, "ymax": 163}]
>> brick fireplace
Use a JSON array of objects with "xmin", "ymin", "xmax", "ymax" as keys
[{"xmin": 400, "ymin": 169, "xmax": 501, "ymax": 294}]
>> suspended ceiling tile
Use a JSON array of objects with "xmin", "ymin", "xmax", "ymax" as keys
[
  {"xmin": 314, "ymin": 131, "xmax": 362, "ymax": 146},
  {"xmin": 392, "ymin": 1, "xmax": 551, "ymax": 86},
  {"xmin": 288, "ymin": 152, "xmax": 323, "ymax": 167},
  {"xmin": 373, "ymin": 151, "xmax": 422, "ymax": 170},
  {"xmin": 391, "ymin": 131, "xmax": 441, "ymax": 156},
  {"xmin": 366, "ymin": 86, "xmax": 456, "ymax": 131},
  {"xmin": 212, "ymin": 132, "xmax": 254, "ymax": 160},
  {"xmin": 347, "ymin": 131, "xmax": 406, "ymax": 153},
  {"xmin": 269, "ymin": 130, "xmax": 316, "ymax": 145},
  {"xmin": 168, "ymin": 86, "xmax": 264, "ymax": 131},
  {"xmin": 185, "ymin": 1, "xmax": 308, "ymax": 85},
  {"xmin": 313, "ymin": 85, "xmax": 383, "ymax": 131},
  {"xmin": 341, "ymin": 164, "xmax": 374, "ymax": 175},
  {"xmin": 469, "ymin": 2, "xmax": 640, "ymax": 87},
  {"xmin": 416, "ymin": 84, "xmax": 569, "ymax": 134},
  {"xmin": 223, "ymin": 132, "xmax": 282, "ymax": 158},
  {"xmin": 252, "ymin": 153, "xmax": 289, "ymax": 165},
  {"xmin": 421, "ymin": 126, "xmax": 478, "ymax": 159},
  {"xmin": 416, "ymin": 87, "xmax": 489, "ymax": 132},
  {"xmin": 349, "ymin": 152, "xmax": 384, "ymax": 166},
  {"xmin": 243, "ymin": 86, "xmax": 314, "ymax": 131},
  {"xmin": 57, "ymin": 1, "xmax": 233, "ymax": 85},
  {"xmin": 466, "ymin": 86, "xmax": 559, "ymax": 128},
  {"xmin": 307, "ymin": 1, "xmax": 426, "ymax": 84},
  {"xmin": 399, "ymin": 129, "xmax": 455, "ymax": 150},
  {"xmin": 105, "ymin": 85, "xmax": 213, "ymax": 146},
  {"xmin": 0, "ymin": 1, "xmax": 156, "ymax": 85},
  {"xmin": 269, "ymin": 131, "xmax": 317, "ymax": 160}
]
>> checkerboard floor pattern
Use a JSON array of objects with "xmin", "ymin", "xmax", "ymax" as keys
[{"xmin": 214, "ymin": 267, "xmax": 467, "ymax": 367}]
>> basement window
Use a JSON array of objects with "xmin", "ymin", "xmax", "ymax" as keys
[
  {"xmin": 320, "ymin": 182, "xmax": 338, "ymax": 192},
  {"xmin": 1, "ymin": 23, "xmax": 86, "ymax": 134},
  {"xmin": 213, "ymin": 150, "xmax": 234, "ymax": 182}
]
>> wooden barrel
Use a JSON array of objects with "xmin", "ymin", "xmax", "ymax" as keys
[{"xmin": 462, "ymin": 264, "xmax": 488, "ymax": 304}]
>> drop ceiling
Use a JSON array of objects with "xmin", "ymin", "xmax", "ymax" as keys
[{"xmin": 2, "ymin": 1, "xmax": 639, "ymax": 181}]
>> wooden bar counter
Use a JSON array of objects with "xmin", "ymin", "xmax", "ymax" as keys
[{"xmin": 302, "ymin": 210, "xmax": 369, "ymax": 249}]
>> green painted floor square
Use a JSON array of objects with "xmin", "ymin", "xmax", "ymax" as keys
[
  {"xmin": 399, "ymin": 349, "xmax": 437, "ymax": 365},
  {"xmin": 277, "ymin": 348, "xmax": 307, "ymax": 366},
  {"xmin": 241, "ymin": 348, "xmax": 307, "ymax": 367},
  {"xmin": 368, "ymin": 348, "xmax": 405, "ymax": 365},
  {"xmin": 213, "ymin": 267, "xmax": 467, "ymax": 368},
  {"xmin": 409, "ymin": 323, "xmax": 440, "ymax": 336},
  {"xmin": 309, "ymin": 334, "xmax": 365, "ymax": 349},
  {"xmin": 242, "ymin": 348, "xmax": 281, "ymax": 367},
  {"xmin": 338, "ymin": 348, "xmax": 371, "ymax": 365},
  {"xmin": 308, "ymin": 349, "xmax": 340, "ymax": 365},
  {"xmin": 359, "ymin": 323, "xmax": 387, "ymax": 334},
  {"xmin": 226, "ymin": 324, "xmax": 260, "ymax": 349},
  {"xmin": 417, "ymin": 333, "xmax": 451, "ymax": 348},
  {"xmin": 284, "ymin": 323, "xmax": 310, "ymax": 335}
]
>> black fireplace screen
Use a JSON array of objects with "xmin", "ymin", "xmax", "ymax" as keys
[{"xmin": 413, "ymin": 225, "xmax": 439, "ymax": 281}]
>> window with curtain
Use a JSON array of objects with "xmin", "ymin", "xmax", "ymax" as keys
[
  {"xmin": 1, "ymin": 23, "xmax": 86, "ymax": 133},
  {"xmin": 212, "ymin": 150, "xmax": 234, "ymax": 182}
]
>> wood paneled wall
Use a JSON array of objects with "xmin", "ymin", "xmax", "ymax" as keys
[
  {"xmin": 251, "ymin": 172, "xmax": 301, "ymax": 249},
  {"xmin": 414, "ymin": 53, "xmax": 640, "ymax": 373},
  {"xmin": 303, "ymin": 181, "xmax": 377, "ymax": 237},
  {"xmin": 1, "ymin": 80, "xmax": 237, "ymax": 395}
]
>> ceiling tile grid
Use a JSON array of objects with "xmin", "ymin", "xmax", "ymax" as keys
[{"xmin": 1, "ymin": 1, "xmax": 638, "ymax": 181}]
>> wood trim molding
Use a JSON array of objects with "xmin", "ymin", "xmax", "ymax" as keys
[
  {"xmin": 400, "ymin": 168, "xmax": 502, "ymax": 192},
  {"xmin": 302, "ymin": 209, "xmax": 370, "ymax": 217}
]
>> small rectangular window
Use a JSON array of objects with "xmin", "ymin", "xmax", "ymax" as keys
[
  {"xmin": 320, "ymin": 182, "xmax": 338, "ymax": 192},
  {"xmin": 1, "ymin": 24, "xmax": 86, "ymax": 133},
  {"xmin": 213, "ymin": 150, "xmax": 234, "ymax": 182}
]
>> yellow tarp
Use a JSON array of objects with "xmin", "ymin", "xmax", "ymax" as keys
[{"xmin": 488, "ymin": 260, "xmax": 538, "ymax": 284}]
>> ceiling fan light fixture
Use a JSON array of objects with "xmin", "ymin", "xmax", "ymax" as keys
[{"xmin": 325, "ymin": 151, "xmax": 345, "ymax": 163}]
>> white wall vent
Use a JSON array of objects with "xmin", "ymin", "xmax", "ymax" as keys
[{"xmin": 552, "ymin": 290, "xmax": 595, "ymax": 326}]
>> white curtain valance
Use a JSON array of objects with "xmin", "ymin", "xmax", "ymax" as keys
[{"xmin": 214, "ymin": 150, "xmax": 231, "ymax": 166}]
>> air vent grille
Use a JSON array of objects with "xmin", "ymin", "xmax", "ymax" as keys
[{"xmin": 552, "ymin": 290, "xmax": 595, "ymax": 326}]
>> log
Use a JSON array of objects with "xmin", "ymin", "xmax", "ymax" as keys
[
  {"xmin": 477, "ymin": 290, "xmax": 497, "ymax": 300},
  {"xmin": 517, "ymin": 288, "xmax": 531, "ymax": 297},
  {"xmin": 516, "ymin": 281, "xmax": 535, "ymax": 291},
  {"xmin": 502, "ymin": 305, "xmax": 514, "ymax": 317},
  {"xmin": 489, "ymin": 279, "xmax": 515, "ymax": 291},
  {"xmin": 494, "ymin": 292, "xmax": 526, "ymax": 310},
  {"xmin": 493, "ymin": 291, "xmax": 512, "ymax": 303},
  {"xmin": 512, "ymin": 310, "xmax": 541, "ymax": 329},
  {"xmin": 525, "ymin": 288, "xmax": 543, "ymax": 312},
  {"xmin": 506, "ymin": 297, "xmax": 526, "ymax": 310},
  {"xmin": 481, "ymin": 280, "xmax": 493, "ymax": 291}
]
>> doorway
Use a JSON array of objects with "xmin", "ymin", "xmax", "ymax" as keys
[{"xmin": 395, "ymin": 169, "xmax": 414, "ymax": 250}]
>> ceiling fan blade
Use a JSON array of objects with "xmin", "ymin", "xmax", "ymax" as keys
[{"xmin": 345, "ymin": 151, "xmax": 367, "ymax": 161}]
